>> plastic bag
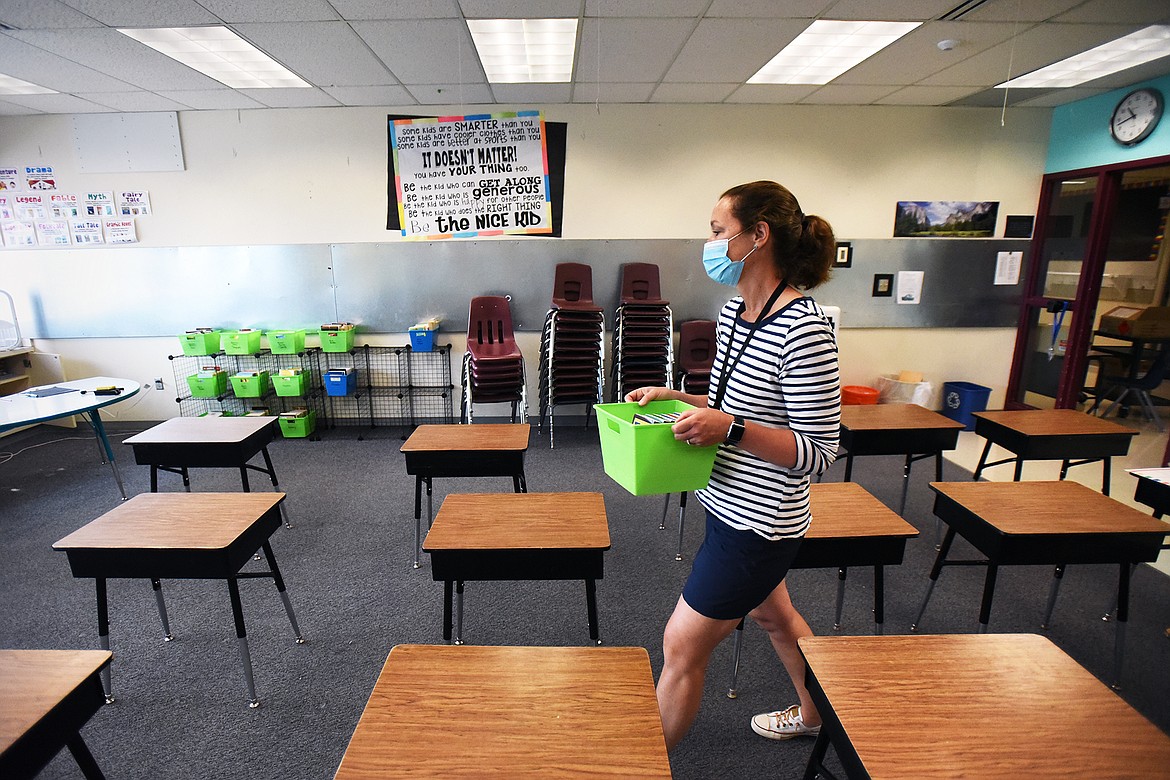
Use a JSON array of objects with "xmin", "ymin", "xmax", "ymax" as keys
[{"xmin": 875, "ymin": 374, "xmax": 933, "ymax": 406}]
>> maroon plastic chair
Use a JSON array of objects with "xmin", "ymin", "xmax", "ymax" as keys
[
  {"xmin": 551, "ymin": 263, "xmax": 602, "ymax": 312},
  {"xmin": 677, "ymin": 319, "xmax": 715, "ymax": 395},
  {"xmin": 467, "ymin": 296, "xmax": 522, "ymax": 362},
  {"xmin": 619, "ymin": 263, "xmax": 668, "ymax": 306}
]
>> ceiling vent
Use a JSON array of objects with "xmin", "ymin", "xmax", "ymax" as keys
[{"xmin": 939, "ymin": 1, "xmax": 992, "ymax": 21}]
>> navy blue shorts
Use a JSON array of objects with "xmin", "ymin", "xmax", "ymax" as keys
[{"xmin": 681, "ymin": 509, "xmax": 804, "ymax": 620}]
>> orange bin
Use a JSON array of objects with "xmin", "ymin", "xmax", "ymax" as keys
[{"xmin": 842, "ymin": 385, "xmax": 879, "ymax": 405}]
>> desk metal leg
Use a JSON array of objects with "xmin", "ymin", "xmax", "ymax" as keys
[
  {"xmin": 1113, "ymin": 562, "xmax": 1131, "ymax": 689},
  {"xmin": 1013, "ymin": 456, "xmax": 1023, "ymax": 482},
  {"xmin": 261, "ymin": 542, "xmax": 304, "ymax": 643},
  {"xmin": 1041, "ymin": 564, "xmax": 1066, "ymax": 629},
  {"xmin": 412, "ymin": 476, "xmax": 423, "ymax": 569},
  {"xmin": 977, "ymin": 563, "xmax": 999, "ymax": 634},
  {"xmin": 226, "ymin": 577, "xmax": 260, "ymax": 708},
  {"xmin": 150, "ymin": 578, "xmax": 174, "ymax": 641},
  {"xmin": 95, "ymin": 578, "xmax": 114, "ymax": 704},
  {"xmin": 802, "ymin": 730, "xmax": 834, "ymax": 780},
  {"xmin": 66, "ymin": 735, "xmax": 108, "ymax": 780},
  {"xmin": 260, "ymin": 447, "xmax": 292, "ymax": 528},
  {"xmin": 586, "ymin": 578, "xmax": 601, "ymax": 645},
  {"xmin": 873, "ymin": 565, "xmax": 885, "ymax": 636},
  {"xmin": 454, "ymin": 581, "xmax": 464, "ymax": 645},
  {"xmin": 973, "ymin": 439, "xmax": 993, "ymax": 481},
  {"xmin": 675, "ymin": 491, "xmax": 688, "ymax": 562},
  {"xmin": 934, "ymin": 453, "xmax": 945, "ymax": 547},
  {"xmin": 911, "ymin": 527, "xmax": 956, "ymax": 632},
  {"xmin": 900, "ymin": 454, "xmax": 913, "ymax": 515},
  {"xmin": 442, "ymin": 580, "xmax": 453, "ymax": 641},
  {"xmin": 83, "ymin": 412, "xmax": 127, "ymax": 501},
  {"xmin": 727, "ymin": 617, "xmax": 745, "ymax": 699},
  {"xmin": 150, "ymin": 465, "xmax": 158, "ymax": 493},
  {"xmin": 833, "ymin": 567, "xmax": 846, "ymax": 631},
  {"xmin": 659, "ymin": 493, "xmax": 670, "ymax": 530},
  {"xmin": 843, "ymin": 453, "xmax": 854, "ymax": 482},
  {"xmin": 239, "ymin": 464, "xmax": 251, "ymax": 492},
  {"xmin": 181, "ymin": 467, "xmax": 190, "ymax": 492}
]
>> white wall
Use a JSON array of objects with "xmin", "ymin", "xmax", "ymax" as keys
[{"xmin": 1, "ymin": 102, "xmax": 1051, "ymax": 419}]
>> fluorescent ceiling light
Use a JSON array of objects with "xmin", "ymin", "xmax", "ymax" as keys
[
  {"xmin": 118, "ymin": 26, "xmax": 310, "ymax": 89},
  {"xmin": 997, "ymin": 25, "xmax": 1170, "ymax": 89},
  {"xmin": 0, "ymin": 73, "xmax": 57, "ymax": 95},
  {"xmin": 468, "ymin": 18, "xmax": 577, "ymax": 83},
  {"xmin": 748, "ymin": 20, "xmax": 921, "ymax": 85}
]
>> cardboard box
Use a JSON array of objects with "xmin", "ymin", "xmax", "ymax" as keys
[{"xmin": 1099, "ymin": 306, "xmax": 1170, "ymax": 338}]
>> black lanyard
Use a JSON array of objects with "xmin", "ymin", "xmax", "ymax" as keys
[{"xmin": 711, "ymin": 280, "xmax": 788, "ymax": 411}]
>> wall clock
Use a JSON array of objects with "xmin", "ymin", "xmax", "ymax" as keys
[{"xmin": 1110, "ymin": 87, "xmax": 1163, "ymax": 147}]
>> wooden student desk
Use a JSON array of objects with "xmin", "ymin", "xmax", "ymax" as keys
[
  {"xmin": 798, "ymin": 633, "xmax": 1170, "ymax": 780},
  {"xmin": 971, "ymin": 409, "xmax": 1137, "ymax": 494},
  {"xmin": 422, "ymin": 492, "xmax": 609, "ymax": 645},
  {"xmin": 400, "ymin": 423, "xmax": 530, "ymax": 568},
  {"xmin": 52, "ymin": 493, "xmax": 305, "ymax": 708},
  {"xmin": 911, "ymin": 480, "xmax": 1167, "ymax": 686},
  {"xmin": 727, "ymin": 482, "xmax": 918, "ymax": 697},
  {"xmin": 334, "ymin": 645, "xmax": 671, "ymax": 780},
  {"xmin": 0, "ymin": 650, "xmax": 112, "ymax": 780},
  {"xmin": 838, "ymin": 403, "xmax": 965, "ymax": 514}
]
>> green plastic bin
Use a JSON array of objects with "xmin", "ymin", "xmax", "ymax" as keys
[
  {"xmin": 279, "ymin": 411, "xmax": 316, "ymax": 438},
  {"xmin": 267, "ymin": 329, "xmax": 306, "ymax": 355},
  {"xmin": 320, "ymin": 328, "xmax": 355, "ymax": 353},
  {"xmin": 222, "ymin": 330, "xmax": 262, "ymax": 355},
  {"xmin": 594, "ymin": 400, "xmax": 719, "ymax": 496},
  {"xmin": 187, "ymin": 372, "xmax": 227, "ymax": 399},
  {"xmin": 229, "ymin": 372, "xmax": 269, "ymax": 398},
  {"xmin": 178, "ymin": 331, "xmax": 220, "ymax": 356},
  {"xmin": 272, "ymin": 373, "xmax": 307, "ymax": 397}
]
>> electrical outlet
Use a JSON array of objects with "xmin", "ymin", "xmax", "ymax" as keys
[{"xmin": 154, "ymin": 378, "xmax": 164, "ymax": 390}]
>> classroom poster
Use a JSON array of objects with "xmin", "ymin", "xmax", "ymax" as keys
[
  {"xmin": 118, "ymin": 190, "xmax": 151, "ymax": 216},
  {"xmin": 12, "ymin": 193, "xmax": 46, "ymax": 220},
  {"xmin": 70, "ymin": 219, "xmax": 104, "ymax": 245},
  {"xmin": 83, "ymin": 191, "xmax": 116, "ymax": 217},
  {"xmin": 35, "ymin": 220, "xmax": 72, "ymax": 246},
  {"xmin": 48, "ymin": 192, "xmax": 80, "ymax": 219},
  {"xmin": 390, "ymin": 111, "xmax": 551, "ymax": 239},
  {"xmin": 24, "ymin": 165, "xmax": 56, "ymax": 190},
  {"xmin": 104, "ymin": 218, "xmax": 138, "ymax": 244},
  {"xmin": 0, "ymin": 193, "xmax": 12, "ymax": 221},
  {"xmin": 0, "ymin": 168, "xmax": 19, "ymax": 191},
  {"xmin": 1, "ymin": 220, "xmax": 36, "ymax": 247}
]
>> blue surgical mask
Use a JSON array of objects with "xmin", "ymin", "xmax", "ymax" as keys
[{"xmin": 702, "ymin": 230, "xmax": 757, "ymax": 286}]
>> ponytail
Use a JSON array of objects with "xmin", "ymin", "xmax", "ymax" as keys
[{"xmin": 721, "ymin": 181, "xmax": 836, "ymax": 290}]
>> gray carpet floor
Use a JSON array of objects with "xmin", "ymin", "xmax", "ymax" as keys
[{"xmin": 2, "ymin": 419, "xmax": 1168, "ymax": 780}]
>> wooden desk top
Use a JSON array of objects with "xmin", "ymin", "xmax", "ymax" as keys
[
  {"xmin": 973, "ymin": 409, "xmax": 1137, "ymax": 438},
  {"xmin": 400, "ymin": 423, "xmax": 530, "ymax": 453},
  {"xmin": 123, "ymin": 415, "xmax": 276, "ymax": 445},
  {"xmin": 423, "ymin": 492, "xmax": 610, "ymax": 551},
  {"xmin": 928, "ymin": 481, "xmax": 1167, "ymax": 536},
  {"xmin": 0, "ymin": 649, "xmax": 112, "ymax": 756},
  {"xmin": 53, "ymin": 493, "xmax": 285, "ymax": 551},
  {"xmin": 840, "ymin": 403, "xmax": 965, "ymax": 432},
  {"xmin": 334, "ymin": 645, "xmax": 670, "ymax": 779},
  {"xmin": 799, "ymin": 633, "xmax": 1170, "ymax": 778},
  {"xmin": 807, "ymin": 483, "xmax": 919, "ymax": 540}
]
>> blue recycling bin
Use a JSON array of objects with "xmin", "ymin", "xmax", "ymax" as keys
[{"xmin": 941, "ymin": 381, "xmax": 991, "ymax": 431}]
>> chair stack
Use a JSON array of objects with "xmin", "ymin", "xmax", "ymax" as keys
[
  {"xmin": 538, "ymin": 263, "xmax": 605, "ymax": 447},
  {"xmin": 676, "ymin": 319, "xmax": 717, "ymax": 398},
  {"xmin": 611, "ymin": 262, "xmax": 673, "ymax": 401},
  {"xmin": 461, "ymin": 296, "xmax": 527, "ymax": 424}
]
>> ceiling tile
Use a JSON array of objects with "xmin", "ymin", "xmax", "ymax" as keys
[
  {"xmin": 76, "ymin": 91, "xmax": 195, "ymax": 111},
  {"xmin": 196, "ymin": 0, "xmax": 340, "ymax": 22},
  {"xmin": 489, "ymin": 84, "xmax": 573, "ymax": 103},
  {"xmin": 814, "ymin": 0, "xmax": 960, "ymax": 21},
  {"xmin": 571, "ymin": 82, "xmax": 656, "ymax": 102},
  {"xmin": 577, "ymin": 18, "xmax": 693, "ymax": 83},
  {"xmin": 1013, "ymin": 87, "xmax": 1110, "ymax": 107},
  {"xmin": 663, "ymin": 18, "xmax": 809, "ymax": 83},
  {"xmin": 704, "ymin": 0, "xmax": 829, "ymax": 18},
  {"xmin": 959, "ymin": 0, "xmax": 1089, "ymax": 23},
  {"xmin": 331, "ymin": 0, "xmax": 460, "ymax": 20},
  {"xmin": 724, "ymin": 83, "xmax": 819, "ymax": 103},
  {"xmin": 833, "ymin": 21, "xmax": 1018, "ymax": 86},
  {"xmin": 154, "ymin": 89, "xmax": 266, "ymax": 109},
  {"xmin": 236, "ymin": 87, "xmax": 342, "ymax": 108},
  {"xmin": 650, "ymin": 83, "xmax": 738, "ymax": 103},
  {"xmin": 1054, "ymin": 0, "xmax": 1170, "ymax": 24},
  {"xmin": 0, "ymin": 32, "xmax": 135, "ymax": 92},
  {"xmin": 58, "ymin": 0, "xmax": 219, "ymax": 27},
  {"xmin": 874, "ymin": 85, "xmax": 985, "ymax": 105},
  {"xmin": 322, "ymin": 85, "xmax": 417, "ymax": 105},
  {"xmin": 583, "ymin": 0, "xmax": 711, "ymax": 16},
  {"xmin": 459, "ymin": 0, "xmax": 580, "ymax": 19},
  {"xmin": 405, "ymin": 82, "xmax": 494, "ymax": 104},
  {"xmin": 0, "ymin": 99, "xmax": 43, "ymax": 115},
  {"xmin": 799, "ymin": 84, "xmax": 901, "ymax": 104},
  {"xmin": 353, "ymin": 19, "xmax": 484, "ymax": 84},
  {"xmin": 235, "ymin": 22, "xmax": 398, "ymax": 87},
  {"xmin": 8, "ymin": 29, "xmax": 226, "ymax": 91},
  {"xmin": 0, "ymin": 0, "xmax": 102, "ymax": 29},
  {"xmin": 0, "ymin": 92, "xmax": 111, "ymax": 112}
]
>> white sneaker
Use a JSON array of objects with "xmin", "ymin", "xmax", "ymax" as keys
[{"xmin": 750, "ymin": 704, "xmax": 820, "ymax": 740}]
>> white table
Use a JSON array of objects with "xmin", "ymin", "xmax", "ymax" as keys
[{"xmin": 0, "ymin": 376, "xmax": 140, "ymax": 499}]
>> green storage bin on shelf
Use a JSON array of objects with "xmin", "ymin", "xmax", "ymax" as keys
[
  {"xmin": 229, "ymin": 371, "xmax": 269, "ymax": 398},
  {"xmin": 278, "ymin": 410, "xmax": 316, "ymax": 438},
  {"xmin": 320, "ymin": 327, "xmax": 355, "ymax": 353},
  {"xmin": 187, "ymin": 372, "xmax": 227, "ymax": 398},
  {"xmin": 272, "ymin": 373, "xmax": 307, "ymax": 397},
  {"xmin": 178, "ymin": 330, "xmax": 220, "ymax": 356},
  {"xmin": 267, "ymin": 329, "xmax": 306, "ymax": 355},
  {"xmin": 222, "ymin": 330, "xmax": 262, "ymax": 355},
  {"xmin": 593, "ymin": 400, "xmax": 719, "ymax": 496}
]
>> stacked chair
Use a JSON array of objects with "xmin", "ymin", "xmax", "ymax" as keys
[
  {"xmin": 461, "ymin": 296, "xmax": 527, "ymax": 424},
  {"xmin": 610, "ymin": 263, "xmax": 674, "ymax": 401},
  {"xmin": 676, "ymin": 319, "xmax": 717, "ymax": 397},
  {"xmin": 538, "ymin": 262, "xmax": 605, "ymax": 448}
]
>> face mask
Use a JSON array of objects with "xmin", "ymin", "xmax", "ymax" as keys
[{"xmin": 702, "ymin": 230, "xmax": 757, "ymax": 286}]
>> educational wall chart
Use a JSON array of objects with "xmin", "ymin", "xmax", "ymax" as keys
[
  {"xmin": 0, "ymin": 193, "xmax": 12, "ymax": 221},
  {"xmin": 24, "ymin": 165, "xmax": 55, "ymax": 190},
  {"xmin": 35, "ymin": 220, "xmax": 71, "ymax": 246},
  {"xmin": 70, "ymin": 219, "xmax": 104, "ymax": 245},
  {"xmin": 118, "ymin": 190, "xmax": 151, "ymax": 216},
  {"xmin": 2, "ymin": 220, "xmax": 35, "ymax": 247},
  {"xmin": 390, "ymin": 111, "xmax": 552, "ymax": 239},
  {"xmin": 0, "ymin": 168, "xmax": 19, "ymax": 191},
  {"xmin": 13, "ymin": 193, "xmax": 46, "ymax": 220},
  {"xmin": 84, "ymin": 191, "xmax": 116, "ymax": 217},
  {"xmin": 48, "ymin": 192, "xmax": 80, "ymax": 219},
  {"xmin": 104, "ymin": 218, "xmax": 138, "ymax": 243}
]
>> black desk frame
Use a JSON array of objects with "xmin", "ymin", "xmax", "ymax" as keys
[{"xmin": 840, "ymin": 425, "xmax": 961, "ymax": 514}]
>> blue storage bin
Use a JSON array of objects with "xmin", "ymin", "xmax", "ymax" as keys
[
  {"xmin": 941, "ymin": 381, "xmax": 991, "ymax": 430},
  {"xmin": 324, "ymin": 367, "xmax": 356, "ymax": 396},
  {"xmin": 409, "ymin": 328, "xmax": 435, "ymax": 352}
]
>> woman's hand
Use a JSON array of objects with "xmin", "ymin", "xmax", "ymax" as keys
[
  {"xmin": 671, "ymin": 408, "xmax": 734, "ymax": 447},
  {"xmin": 624, "ymin": 386, "xmax": 678, "ymax": 405}
]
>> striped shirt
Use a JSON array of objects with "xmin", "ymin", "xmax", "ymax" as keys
[{"xmin": 695, "ymin": 295, "xmax": 841, "ymax": 540}]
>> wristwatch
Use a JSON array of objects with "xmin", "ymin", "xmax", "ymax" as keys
[{"xmin": 725, "ymin": 415, "xmax": 746, "ymax": 445}]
